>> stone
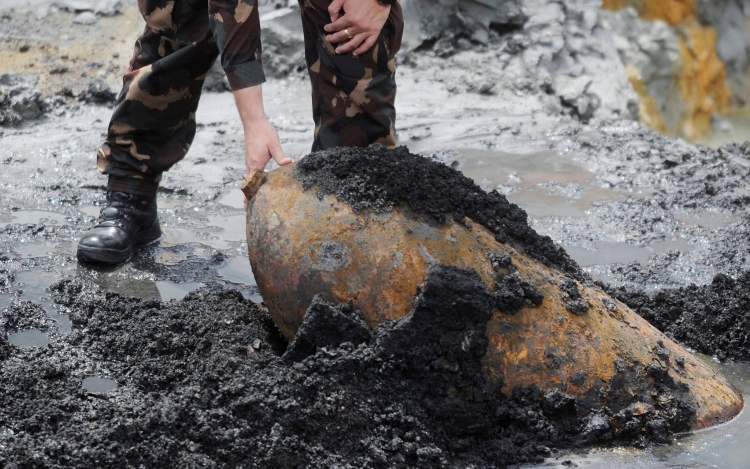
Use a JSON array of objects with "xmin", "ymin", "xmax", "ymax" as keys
[
  {"xmin": 258, "ymin": 7, "xmax": 305, "ymax": 78},
  {"xmin": 94, "ymin": 0, "xmax": 121, "ymax": 16},
  {"xmin": 0, "ymin": 73, "xmax": 46, "ymax": 126},
  {"xmin": 77, "ymin": 79, "xmax": 116, "ymax": 104},
  {"xmin": 202, "ymin": 62, "xmax": 231, "ymax": 93},
  {"xmin": 58, "ymin": 0, "xmax": 94, "ymax": 12},
  {"xmin": 401, "ymin": 0, "xmax": 526, "ymax": 51},
  {"xmin": 73, "ymin": 11, "xmax": 97, "ymax": 24},
  {"xmin": 0, "ymin": 73, "xmax": 38, "ymax": 87}
]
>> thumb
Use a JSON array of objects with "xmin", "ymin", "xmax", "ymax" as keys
[
  {"xmin": 270, "ymin": 142, "xmax": 292, "ymax": 166},
  {"xmin": 328, "ymin": 0, "xmax": 345, "ymax": 23}
]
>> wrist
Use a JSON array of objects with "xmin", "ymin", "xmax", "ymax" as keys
[{"xmin": 243, "ymin": 116, "xmax": 270, "ymax": 134}]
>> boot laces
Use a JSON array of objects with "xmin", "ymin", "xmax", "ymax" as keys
[{"xmin": 94, "ymin": 192, "xmax": 146, "ymax": 229}]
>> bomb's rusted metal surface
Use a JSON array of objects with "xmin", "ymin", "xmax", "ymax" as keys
[
  {"xmin": 246, "ymin": 164, "xmax": 499, "ymax": 338},
  {"xmin": 245, "ymin": 163, "xmax": 743, "ymax": 431},
  {"xmin": 482, "ymin": 258, "xmax": 743, "ymax": 430}
]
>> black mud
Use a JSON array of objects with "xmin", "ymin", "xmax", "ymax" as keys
[
  {"xmin": 1, "ymin": 265, "xmax": 687, "ymax": 468},
  {"xmin": 296, "ymin": 145, "xmax": 584, "ymax": 280},
  {"xmin": 608, "ymin": 272, "xmax": 750, "ymax": 362}
]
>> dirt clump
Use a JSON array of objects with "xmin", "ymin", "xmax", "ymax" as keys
[
  {"xmin": 295, "ymin": 145, "xmax": 583, "ymax": 280},
  {"xmin": 608, "ymin": 271, "xmax": 750, "ymax": 362},
  {"xmin": 0, "ymin": 262, "xmax": 696, "ymax": 468},
  {"xmin": 560, "ymin": 277, "xmax": 591, "ymax": 315}
]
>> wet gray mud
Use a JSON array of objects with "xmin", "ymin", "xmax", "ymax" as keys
[{"xmin": 2, "ymin": 87, "xmax": 750, "ymax": 469}]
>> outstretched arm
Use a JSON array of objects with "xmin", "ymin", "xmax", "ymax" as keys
[
  {"xmin": 233, "ymin": 85, "xmax": 292, "ymax": 173},
  {"xmin": 324, "ymin": 0, "xmax": 391, "ymax": 57}
]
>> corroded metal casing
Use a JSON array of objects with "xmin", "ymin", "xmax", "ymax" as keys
[{"xmin": 245, "ymin": 164, "xmax": 743, "ymax": 430}]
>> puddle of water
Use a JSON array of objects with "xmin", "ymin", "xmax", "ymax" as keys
[
  {"xmin": 12, "ymin": 270, "xmax": 73, "ymax": 332},
  {"xmin": 8, "ymin": 329, "xmax": 49, "ymax": 348},
  {"xmin": 525, "ymin": 359, "xmax": 750, "ymax": 469},
  {"xmin": 566, "ymin": 241, "xmax": 651, "ymax": 267},
  {"xmin": 0, "ymin": 210, "xmax": 69, "ymax": 227},
  {"xmin": 82, "ymin": 376, "xmax": 117, "ymax": 394},
  {"xmin": 565, "ymin": 238, "xmax": 694, "ymax": 267},
  {"xmin": 455, "ymin": 148, "xmax": 620, "ymax": 219},
  {"xmin": 42, "ymin": 302, "xmax": 72, "ymax": 334},
  {"xmin": 217, "ymin": 191, "xmax": 246, "ymax": 210},
  {"xmin": 0, "ymin": 294, "xmax": 12, "ymax": 310},
  {"xmin": 13, "ymin": 241, "xmax": 61, "ymax": 258},
  {"xmin": 218, "ymin": 256, "xmax": 255, "ymax": 285},
  {"xmin": 579, "ymin": 186, "xmax": 629, "ymax": 207},
  {"xmin": 160, "ymin": 227, "xmax": 232, "ymax": 251},
  {"xmin": 155, "ymin": 281, "xmax": 205, "ymax": 302},
  {"xmin": 15, "ymin": 270, "xmax": 55, "ymax": 299},
  {"xmin": 154, "ymin": 249, "xmax": 193, "ymax": 266},
  {"xmin": 675, "ymin": 211, "xmax": 739, "ymax": 229},
  {"xmin": 457, "ymin": 148, "xmax": 594, "ymax": 188},
  {"xmin": 509, "ymin": 190, "xmax": 587, "ymax": 218},
  {"xmin": 206, "ymin": 215, "xmax": 247, "ymax": 242},
  {"xmin": 78, "ymin": 205, "xmax": 102, "ymax": 218},
  {"xmin": 218, "ymin": 257, "xmax": 263, "ymax": 302},
  {"xmin": 160, "ymin": 215, "xmax": 245, "ymax": 255}
]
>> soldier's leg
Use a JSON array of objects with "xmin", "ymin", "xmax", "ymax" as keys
[
  {"xmin": 79, "ymin": 0, "xmax": 219, "ymax": 264},
  {"xmin": 98, "ymin": 0, "xmax": 220, "ymax": 195},
  {"xmin": 298, "ymin": 0, "xmax": 403, "ymax": 151}
]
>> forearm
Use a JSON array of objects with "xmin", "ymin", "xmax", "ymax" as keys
[
  {"xmin": 233, "ymin": 84, "xmax": 266, "ymax": 128},
  {"xmin": 233, "ymin": 84, "xmax": 291, "ymax": 172}
]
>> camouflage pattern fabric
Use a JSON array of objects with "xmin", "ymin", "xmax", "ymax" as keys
[
  {"xmin": 98, "ymin": 0, "xmax": 402, "ymax": 184},
  {"xmin": 299, "ymin": 0, "xmax": 402, "ymax": 151}
]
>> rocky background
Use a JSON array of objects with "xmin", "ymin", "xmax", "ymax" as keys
[
  {"xmin": 601, "ymin": 0, "xmax": 750, "ymax": 140},
  {"xmin": 4, "ymin": 0, "xmax": 750, "ymax": 143}
]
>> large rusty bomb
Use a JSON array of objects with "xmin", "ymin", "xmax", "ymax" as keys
[{"xmin": 243, "ymin": 155, "xmax": 742, "ymax": 431}]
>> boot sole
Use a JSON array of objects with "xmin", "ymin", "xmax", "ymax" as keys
[{"xmin": 77, "ymin": 224, "xmax": 162, "ymax": 265}]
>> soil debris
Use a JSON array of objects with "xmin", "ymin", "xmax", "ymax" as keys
[
  {"xmin": 76, "ymin": 78, "xmax": 117, "ymax": 104},
  {"xmin": 0, "ymin": 263, "xmax": 699, "ymax": 468},
  {"xmin": 560, "ymin": 277, "xmax": 590, "ymax": 315},
  {"xmin": 608, "ymin": 271, "xmax": 750, "ymax": 362},
  {"xmin": 282, "ymin": 295, "xmax": 371, "ymax": 362}
]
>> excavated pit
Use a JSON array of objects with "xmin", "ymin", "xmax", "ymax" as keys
[{"xmin": 0, "ymin": 269, "xmax": 714, "ymax": 469}]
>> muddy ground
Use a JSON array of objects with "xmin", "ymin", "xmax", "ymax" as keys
[{"xmin": 2, "ymin": 1, "xmax": 750, "ymax": 468}]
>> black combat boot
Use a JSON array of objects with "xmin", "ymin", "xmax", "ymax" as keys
[{"xmin": 77, "ymin": 179, "xmax": 161, "ymax": 264}]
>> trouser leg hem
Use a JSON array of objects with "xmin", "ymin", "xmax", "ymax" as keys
[{"xmin": 107, "ymin": 176, "xmax": 159, "ymax": 198}]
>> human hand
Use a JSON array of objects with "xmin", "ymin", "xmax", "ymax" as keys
[
  {"xmin": 243, "ymin": 118, "xmax": 292, "ymax": 173},
  {"xmin": 324, "ymin": 0, "xmax": 390, "ymax": 57}
]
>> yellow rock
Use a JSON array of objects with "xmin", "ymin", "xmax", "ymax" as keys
[{"xmin": 603, "ymin": 0, "xmax": 731, "ymax": 140}]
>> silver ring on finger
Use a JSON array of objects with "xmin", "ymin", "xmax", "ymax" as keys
[{"xmin": 343, "ymin": 28, "xmax": 351, "ymax": 39}]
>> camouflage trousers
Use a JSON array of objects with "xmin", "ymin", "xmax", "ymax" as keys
[{"xmin": 99, "ymin": 0, "xmax": 403, "ymax": 190}]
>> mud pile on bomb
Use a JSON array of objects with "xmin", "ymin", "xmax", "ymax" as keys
[{"xmin": 245, "ymin": 145, "xmax": 742, "ymax": 433}]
